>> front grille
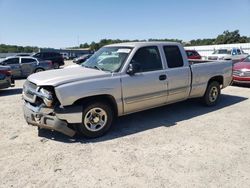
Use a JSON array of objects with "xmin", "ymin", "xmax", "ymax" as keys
[
  {"xmin": 233, "ymin": 70, "xmax": 250, "ymax": 77},
  {"xmin": 23, "ymin": 80, "xmax": 39, "ymax": 103}
]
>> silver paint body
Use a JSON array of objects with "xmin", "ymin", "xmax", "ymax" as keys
[{"xmin": 25, "ymin": 42, "xmax": 232, "ymax": 123}]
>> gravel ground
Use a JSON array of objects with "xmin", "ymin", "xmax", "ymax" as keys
[{"xmin": 0, "ymin": 63, "xmax": 250, "ymax": 187}]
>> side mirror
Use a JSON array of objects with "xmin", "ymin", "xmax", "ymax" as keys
[{"xmin": 127, "ymin": 62, "xmax": 141, "ymax": 75}]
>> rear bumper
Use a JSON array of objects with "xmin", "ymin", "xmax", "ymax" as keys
[{"xmin": 23, "ymin": 102, "xmax": 82, "ymax": 137}]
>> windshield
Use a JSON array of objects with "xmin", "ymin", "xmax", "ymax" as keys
[
  {"xmin": 82, "ymin": 47, "xmax": 132, "ymax": 72},
  {"xmin": 213, "ymin": 49, "xmax": 231, "ymax": 55},
  {"xmin": 243, "ymin": 56, "xmax": 250, "ymax": 63}
]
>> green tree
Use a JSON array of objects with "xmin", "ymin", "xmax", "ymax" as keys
[{"xmin": 215, "ymin": 30, "xmax": 249, "ymax": 44}]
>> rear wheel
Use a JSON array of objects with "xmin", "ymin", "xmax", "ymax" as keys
[
  {"xmin": 35, "ymin": 68, "xmax": 44, "ymax": 73},
  {"xmin": 202, "ymin": 81, "xmax": 221, "ymax": 106},
  {"xmin": 76, "ymin": 102, "xmax": 113, "ymax": 138},
  {"xmin": 54, "ymin": 63, "xmax": 60, "ymax": 69}
]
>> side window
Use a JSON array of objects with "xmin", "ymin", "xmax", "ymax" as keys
[
  {"xmin": 5, "ymin": 58, "xmax": 19, "ymax": 65},
  {"xmin": 131, "ymin": 46, "xmax": 162, "ymax": 72},
  {"xmin": 34, "ymin": 53, "xmax": 41, "ymax": 58},
  {"xmin": 164, "ymin": 46, "xmax": 184, "ymax": 68},
  {"xmin": 237, "ymin": 49, "xmax": 241, "ymax": 55},
  {"xmin": 21, "ymin": 58, "xmax": 36, "ymax": 64},
  {"xmin": 186, "ymin": 51, "xmax": 194, "ymax": 57}
]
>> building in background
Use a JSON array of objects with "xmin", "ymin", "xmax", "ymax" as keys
[{"xmin": 39, "ymin": 48, "xmax": 93, "ymax": 59}]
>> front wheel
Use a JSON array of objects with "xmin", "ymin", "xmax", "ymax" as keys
[
  {"xmin": 76, "ymin": 102, "xmax": 113, "ymax": 138},
  {"xmin": 202, "ymin": 81, "xmax": 221, "ymax": 106}
]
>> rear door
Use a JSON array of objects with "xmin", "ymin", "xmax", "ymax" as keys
[
  {"xmin": 20, "ymin": 58, "xmax": 37, "ymax": 76},
  {"xmin": 163, "ymin": 45, "xmax": 191, "ymax": 103},
  {"xmin": 121, "ymin": 46, "xmax": 168, "ymax": 114},
  {"xmin": 2, "ymin": 57, "xmax": 21, "ymax": 77}
]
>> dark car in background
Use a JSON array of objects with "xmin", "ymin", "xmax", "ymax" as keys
[
  {"xmin": 233, "ymin": 55, "xmax": 250, "ymax": 84},
  {"xmin": 0, "ymin": 56, "xmax": 53, "ymax": 78},
  {"xmin": 73, "ymin": 54, "xmax": 92, "ymax": 64},
  {"xmin": 0, "ymin": 65, "xmax": 14, "ymax": 89},
  {"xmin": 186, "ymin": 50, "xmax": 202, "ymax": 60},
  {"xmin": 33, "ymin": 52, "xmax": 64, "ymax": 68}
]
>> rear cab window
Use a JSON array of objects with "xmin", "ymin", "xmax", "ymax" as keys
[{"xmin": 163, "ymin": 46, "xmax": 184, "ymax": 68}]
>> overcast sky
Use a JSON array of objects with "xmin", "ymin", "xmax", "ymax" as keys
[{"xmin": 0, "ymin": 0, "xmax": 250, "ymax": 48}]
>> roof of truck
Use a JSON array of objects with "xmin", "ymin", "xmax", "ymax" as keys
[{"xmin": 106, "ymin": 41, "xmax": 181, "ymax": 48}]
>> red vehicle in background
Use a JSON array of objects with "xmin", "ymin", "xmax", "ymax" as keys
[
  {"xmin": 186, "ymin": 50, "xmax": 202, "ymax": 60},
  {"xmin": 233, "ymin": 55, "xmax": 250, "ymax": 84}
]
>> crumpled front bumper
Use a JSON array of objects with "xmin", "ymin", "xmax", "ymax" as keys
[{"xmin": 23, "ymin": 102, "xmax": 82, "ymax": 137}]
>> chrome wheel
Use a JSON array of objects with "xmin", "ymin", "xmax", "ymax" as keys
[
  {"xmin": 83, "ymin": 107, "xmax": 108, "ymax": 132},
  {"xmin": 209, "ymin": 86, "xmax": 218, "ymax": 102}
]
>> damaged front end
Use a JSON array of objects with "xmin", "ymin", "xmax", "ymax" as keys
[{"xmin": 22, "ymin": 80, "xmax": 82, "ymax": 137}]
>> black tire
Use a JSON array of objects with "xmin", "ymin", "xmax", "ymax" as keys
[
  {"xmin": 202, "ymin": 81, "xmax": 221, "ymax": 106},
  {"xmin": 54, "ymin": 62, "xmax": 60, "ymax": 69},
  {"xmin": 76, "ymin": 102, "xmax": 113, "ymax": 138},
  {"xmin": 35, "ymin": 68, "xmax": 44, "ymax": 73}
]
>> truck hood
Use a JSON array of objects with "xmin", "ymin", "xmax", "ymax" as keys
[
  {"xmin": 233, "ymin": 62, "xmax": 250, "ymax": 70},
  {"xmin": 28, "ymin": 66, "xmax": 111, "ymax": 86}
]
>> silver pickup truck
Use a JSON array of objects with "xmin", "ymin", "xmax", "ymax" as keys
[{"xmin": 22, "ymin": 42, "xmax": 232, "ymax": 138}]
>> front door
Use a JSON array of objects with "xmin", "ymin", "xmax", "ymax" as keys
[{"xmin": 121, "ymin": 46, "xmax": 168, "ymax": 114}]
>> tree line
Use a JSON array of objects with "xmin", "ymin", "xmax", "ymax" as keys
[
  {"xmin": 0, "ymin": 44, "xmax": 39, "ymax": 53},
  {"xmin": 80, "ymin": 30, "xmax": 250, "ymax": 50},
  {"xmin": 1, "ymin": 30, "xmax": 249, "ymax": 53}
]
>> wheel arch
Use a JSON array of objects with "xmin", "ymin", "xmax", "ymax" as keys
[
  {"xmin": 207, "ymin": 75, "xmax": 224, "ymax": 87},
  {"xmin": 73, "ymin": 94, "xmax": 118, "ymax": 117}
]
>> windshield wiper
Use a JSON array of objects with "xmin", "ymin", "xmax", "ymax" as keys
[
  {"xmin": 82, "ymin": 64, "xmax": 110, "ymax": 72},
  {"xmin": 93, "ymin": 66, "xmax": 103, "ymax": 71}
]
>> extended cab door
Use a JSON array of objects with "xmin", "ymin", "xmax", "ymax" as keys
[
  {"xmin": 163, "ymin": 45, "xmax": 191, "ymax": 103},
  {"xmin": 121, "ymin": 46, "xmax": 168, "ymax": 114}
]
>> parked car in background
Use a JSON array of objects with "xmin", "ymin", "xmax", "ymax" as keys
[
  {"xmin": 33, "ymin": 52, "xmax": 64, "ymax": 69},
  {"xmin": 0, "ymin": 56, "xmax": 53, "ymax": 78},
  {"xmin": 73, "ymin": 54, "xmax": 92, "ymax": 64},
  {"xmin": 0, "ymin": 65, "xmax": 14, "ymax": 89},
  {"xmin": 207, "ymin": 48, "xmax": 248, "ymax": 63},
  {"xmin": 22, "ymin": 42, "xmax": 232, "ymax": 138},
  {"xmin": 60, "ymin": 53, "xmax": 69, "ymax": 60},
  {"xmin": 233, "ymin": 55, "xmax": 250, "ymax": 84},
  {"xmin": 186, "ymin": 50, "xmax": 201, "ymax": 59}
]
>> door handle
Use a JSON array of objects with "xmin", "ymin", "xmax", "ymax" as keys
[{"xmin": 159, "ymin": 74, "xmax": 167, "ymax": 81}]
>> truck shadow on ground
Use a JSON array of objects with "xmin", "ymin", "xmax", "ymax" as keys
[
  {"xmin": 38, "ymin": 94, "xmax": 248, "ymax": 143},
  {"xmin": 0, "ymin": 88, "xmax": 23, "ymax": 96}
]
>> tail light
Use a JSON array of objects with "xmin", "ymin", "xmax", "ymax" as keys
[{"xmin": 0, "ymin": 70, "xmax": 11, "ymax": 76}]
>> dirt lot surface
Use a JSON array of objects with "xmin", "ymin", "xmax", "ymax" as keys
[{"xmin": 0, "ymin": 63, "xmax": 250, "ymax": 187}]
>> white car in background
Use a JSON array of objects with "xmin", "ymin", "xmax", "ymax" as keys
[{"xmin": 207, "ymin": 48, "xmax": 248, "ymax": 63}]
